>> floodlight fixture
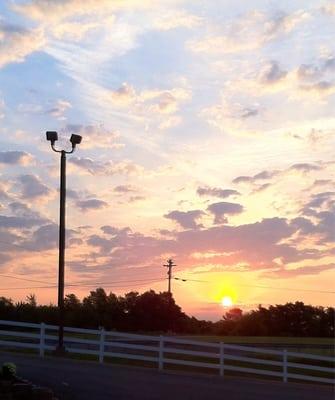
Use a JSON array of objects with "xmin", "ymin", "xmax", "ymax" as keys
[
  {"xmin": 46, "ymin": 131, "xmax": 58, "ymax": 145},
  {"xmin": 70, "ymin": 134, "xmax": 82, "ymax": 148}
]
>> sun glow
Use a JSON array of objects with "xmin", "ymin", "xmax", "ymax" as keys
[{"xmin": 221, "ymin": 296, "xmax": 233, "ymax": 307}]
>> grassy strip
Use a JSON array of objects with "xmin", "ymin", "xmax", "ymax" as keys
[{"xmin": 178, "ymin": 335, "xmax": 335, "ymax": 345}]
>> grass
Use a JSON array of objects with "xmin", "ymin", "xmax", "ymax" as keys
[{"xmin": 179, "ymin": 335, "xmax": 335, "ymax": 345}]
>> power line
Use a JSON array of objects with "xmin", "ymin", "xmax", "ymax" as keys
[
  {"xmin": 2, "ymin": 270, "xmax": 333, "ymax": 295},
  {"xmin": 0, "ymin": 274, "xmax": 54, "ymax": 285},
  {"xmin": 173, "ymin": 276, "xmax": 335, "ymax": 294},
  {"xmin": 0, "ymin": 273, "xmax": 165, "ymax": 287},
  {"xmin": 0, "ymin": 277, "xmax": 167, "ymax": 291},
  {"xmin": 238, "ymin": 283, "xmax": 335, "ymax": 295},
  {"xmin": 174, "ymin": 277, "xmax": 206, "ymax": 283},
  {"xmin": 66, "ymin": 277, "xmax": 166, "ymax": 288},
  {"xmin": 2, "ymin": 272, "xmax": 333, "ymax": 294}
]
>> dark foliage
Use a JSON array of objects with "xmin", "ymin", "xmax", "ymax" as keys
[{"xmin": 0, "ymin": 292, "xmax": 333, "ymax": 337}]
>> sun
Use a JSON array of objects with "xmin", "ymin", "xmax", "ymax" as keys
[{"xmin": 221, "ymin": 296, "xmax": 233, "ymax": 307}]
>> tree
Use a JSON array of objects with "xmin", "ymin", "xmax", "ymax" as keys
[
  {"xmin": 26, "ymin": 294, "xmax": 37, "ymax": 307},
  {"xmin": 223, "ymin": 307, "xmax": 243, "ymax": 321}
]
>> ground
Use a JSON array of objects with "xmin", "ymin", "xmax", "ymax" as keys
[{"xmin": 0, "ymin": 352, "xmax": 333, "ymax": 400}]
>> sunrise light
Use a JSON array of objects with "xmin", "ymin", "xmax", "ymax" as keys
[{"xmin": 221, "ymin": 296, "xmax": 233, "ymax": 307}]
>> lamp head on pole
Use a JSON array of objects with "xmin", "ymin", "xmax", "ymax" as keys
[
  {"xmin": 70, "ymin": 134, "xmax": 82, "ymax": 149},
  {"xmin": 46, "ymin": 131, "xmax": 58, "ymax": 146},
  {"xmin": 45, "ymin": 131, "xmax": 82, "ymax": 153}
]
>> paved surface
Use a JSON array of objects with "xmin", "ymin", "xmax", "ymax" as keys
[{"xmin": 0, "ymin": 352, "xmax": 333, "ymax": 400}]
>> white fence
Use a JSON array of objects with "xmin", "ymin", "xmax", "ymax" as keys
[{"xmin": 0, "ymin": 319, "xmax": 334, "ymax": 385}]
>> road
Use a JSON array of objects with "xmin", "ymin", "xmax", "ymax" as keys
[{"xmin": 0, "ymin": 352, "xmax": 333, "ymax": 400}]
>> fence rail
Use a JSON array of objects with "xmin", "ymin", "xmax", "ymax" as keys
[{"xmin": 0, "ymin": 319, "xmax": 334, "ymax": 385}]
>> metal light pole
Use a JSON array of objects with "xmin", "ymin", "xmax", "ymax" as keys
[{"xmin": 46, "ymin": 131, "xmax": 82, "ymax": 351}]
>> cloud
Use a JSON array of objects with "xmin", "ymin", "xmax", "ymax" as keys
[
  {"xmin": 128, "ymin": 195, "xmax": 146, "ymax": 203},
  {"xmin": 232, "ymin": 169, "xmax": 278, "ymax": 184},
  {"xmin": 69, "ymin": 157, "xmax": 144, "ymax": 176},
  {"xmin": 0, "ymin": 201, "xmax": 49, "ymax": 229},
  {"xmin": 9, "ymin": 201, "xmax": 45, "ymax": 219},
  {"xmin": 294, "ymin": 191, "xmax": 335, "ymax": 244},
  {"xmin": 204, "ymin": 98, "xmax": 259, "ymax": 121},
  {"xmin": 64, "ymin": 124, "xmax": 123, "ymax": 150},
  {"xmin": 101, "ymin": 225, "xmax": 131, "ymax": 236},
  {"xmin": 153, "ymin": 10, "xmax": 203, "ymax": 31},
  {"xmin": 158, "ymin": 116, "xmax": 182, "ymax": 130},
  {"xmin": 262, "ymin": 263, "xmax": 335, "ymax": 279},
  {"xmin": 321, "ymin": 3, "xmax": 335, "ymax": 16},
  {"xmin": 45, "ymin": 99, "xmax": 71, "ymax": 119},
  {"xmin": 0, "ymin": 98, "xmax": 4, "ymax": 119},
  {"xmin": 86, "ymin": 234, "xmax": 113, "ymax": 253},
  {"xmin": 252, "ymin": 183, "xmax": 271, "ymax": 193},
  {"xmin": 13, "ymin": 0, "xmax": 154, "ymax": 23},
  {"xmin": 313, "ymin": 179, "xmax": 333, "ymax": 187},
  {"xmin": 113, "ymin": 185, "xmax": 137, "ymax": 193},
  {"xmin": 323, "ymin": 59, "xmax": 335, "ymax": 75},
  {"xmin": 164, "ymin": 210, "xmax": 205, "ymax": 230},
  {"xmin": 109, "ymin": 82, "xmax": 137, "ymax": 106},
  {"xmin": 78, "ymin": 216, "xmax": 317, "ymax": 274},
  {"xmin": 17, "ymin": 174, "xmax": 51, "ymax": 200},
  {"xmin": 0, "ymin": 228, "xmax": 23, "ymax": 261},
  {"xmin": 0, "ymin": 214, "xmax": 46, "ymax": 229},
  {"xmin": 197, "ymin": 187, "xmax": 240, "ymax": 199},
  {"xmin": 0, "ymin": 182, "xmax": 12, "ymax": 201},
  {"xmin": 289, "ymin": 163, "xmax": 321, "ymax": 173},
  {"xmin": 66, "ymin": 189, "xmax": 80, "ymax": 199},
  {"xmin": 107, "ymin": 83, "xmax": 191, "ymax": 115},
  {"xmin": 298, "ymin": 80, "xmax": 335, "ymax": 96},
  {"xmin": 207, "ymin": 201, "xmax": 243, "ymax": 224},
  {"xmin": 297, "ymin": 64, "xmax": 322, "ymax": 81},
  {"xmin": 50, "ymin": 19, "xmax": 102, "ymax": 41},
  {"xmin": 0, "ymin": 22, "xmax": 45, "ymax": 68},
  {"xmin": 305, "ymin": 192, "xmax": 335, "ymax": 209},
  {"xmin": 22, "ymin": 223, "xmax": 75, "ymax": 251},
  {"xmin": 232, "ymin": 176, "xmax": 253, "ymax": 184},
  {"xmin": 0, "ymin": 151, "xmax": 33, "ymax": 165},
  {"xmin": 227, "ymin": 55, "xmax": 335, "ymax": 100},
  {"xmin": 258, "ymin": 60, "xmax": 287, "ymax": 85},
  {"xmin": 201, "ymin": 95, "xmax": 260, "ymax": 133},
  {"xmin": 232, "ymin": 162, "xmax": 325, "ymax": 188},
  {"xmin": 188, "ymin": 10, "xmax": 309, "ymax": 54},
  {"xmin": 76, "ymin": 198, "xmax": 108, "ymax": 211}
]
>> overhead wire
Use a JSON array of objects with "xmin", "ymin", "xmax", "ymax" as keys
[
  {"xmin": 1, "ymin": 272, "xmax": 333, "ymax": 294},
  {"xmin": 173, "ymin": 276, "xmax": 335, "ymax": 294},
  {"xmin": 0, "ymin": 277, "xmax": 167, "ymax": 291}
]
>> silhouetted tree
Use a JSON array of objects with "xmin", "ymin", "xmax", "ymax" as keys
[{"xmin": 0, "ymin": 293, "xmax": 333, "ymax": 337}]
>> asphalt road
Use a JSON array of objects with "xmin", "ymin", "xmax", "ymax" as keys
[{"xmin": 0, "ymin": 352, "xmax": 333, "ymax": 400}]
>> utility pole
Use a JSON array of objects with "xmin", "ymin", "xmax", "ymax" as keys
[{"xmin": 164, "ymin": 259, "xmax": 176, "ymax": 295}]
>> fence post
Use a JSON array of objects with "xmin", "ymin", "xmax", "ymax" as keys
[
  {"xmin": 99, "ymin": 328, "xmax": 105, "ymax": 363},
  {"xmin": 39, "ymin": 323, "xmax": 45, "ymax": 357},
  {"xmin": 158, "ymin": 335, "xmax": 164, "ymax": 371},
  {"xmin": 219, "ymin": 342, "xmax": 225, "ymax": 377},
  {"xmin": 283, "ymin": 349, "xmax": 288, "ymax": 383}
]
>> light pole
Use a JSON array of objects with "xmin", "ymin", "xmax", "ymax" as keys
[{"xmin": 46, "ymin": 131, "xmax": 82, "ymax": 352}]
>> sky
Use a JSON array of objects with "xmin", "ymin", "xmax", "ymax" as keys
[{"xmin": 0, "ymin": 0, "xmax": 334, "ymax": 320}]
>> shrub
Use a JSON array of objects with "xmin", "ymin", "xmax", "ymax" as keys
[{"xmin": 2, "ymin": 362, "xmax": 17, "ymax": 379}]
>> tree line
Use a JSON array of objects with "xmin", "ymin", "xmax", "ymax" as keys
[{"xmin": 0, "ymin": 289, "xmax": 333, "ymax": 337}]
